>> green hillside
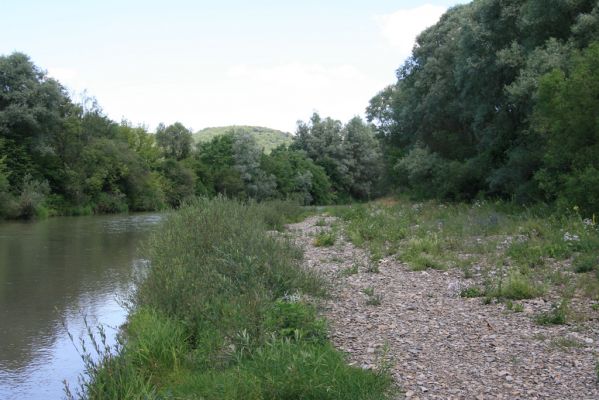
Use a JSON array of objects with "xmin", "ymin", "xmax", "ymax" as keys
[{"xmin": 193, "ymin": 126, "xmax": 293, "ymax": 153}]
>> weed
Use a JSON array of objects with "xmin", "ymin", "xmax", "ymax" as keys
[
  {"xmin": 490, "ymin": 270, "xmax": 543, "ymax": 300},
  {"xmin": 550, "ymin": 337, "xmax": 583, "ymax": 349},
  {"xmin": 315, "ymin": 218, "xmax": 328, "ymax": 227},
  {"xmin": 505, "ymin": 300, "xmax": 524, "ymax": 312},
  {"xmin": 362, "ymin": 287, "xmax": 375, "ymax": 296},
  {"xmin": 460, "ymin": 286, "xmax": 484, "ymax": 298},
  {"xmin": 573, "ymin": 253, "xmax": 598, "ymax": 273},
  {"xmin": 362, "ymin": 287, "xmax": 382, "ymax": 306},
  {"xmin": 535, "ymin": 300, "xmax": 568, "ymax": 325},
  {"xmin": 341, "ymin": 264, "xmax": 359, "ymax": 277},
  {"xmin": 365, "ymin": 262, "xmax": 380, "ymax": 274},
  {"xmin": 314, "ymin": 229, "xmax": 336, "ymax": 247},
  {"xmin": 366, "ymin": 295, "xmax": 383, "ymax": 306}
]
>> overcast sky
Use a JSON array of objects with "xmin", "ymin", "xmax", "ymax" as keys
[{"xmin": 2, "ymin": 0, "xmax": 469, "ymax": 133}]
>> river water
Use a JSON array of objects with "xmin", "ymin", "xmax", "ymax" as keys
[{"xmin": 0, "ymin": 213, "xmax": 163, "ymax": 399}]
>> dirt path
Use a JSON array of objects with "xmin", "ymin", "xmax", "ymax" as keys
[{"xmin": 288, "ymin": 216, "xmax": 599, "ymax": 400}]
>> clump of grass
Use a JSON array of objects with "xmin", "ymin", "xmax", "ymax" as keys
[
  {"xmin": 535, "ymin": 300, "xmax": 568, "ymax": 325},
  {"xmin": 489, "ymin": 271, "xmax": 543, "ymax": 300},
  {"xmin": 550, "ymin": 337, "xmax": 583, "ymax": 349},
  {"xmin": 460, "ymin": 286, "xmax": 484, "ymax": 298},
  {"xmin": 505, "ymin": 300, "xmax": 524, "ymax": 312},
  {"xmin": 314, "ymin": 229, "xmax": 336, "ymax": 247},
  {"xmin": 315, "ymin": 218, "xmax": 328, "ymax": 227},
  {"xmin": 263, "ymin": 300, "xmax": 327, "ymax": 343},
  {"xmin": 362, "ymin": 287, "xmax": 383, "ymax": 306},
  {"xmin": 573, "ymin": 253, "xmax": 598, "ymax": 273},
  {"xmin": 408, "ymin": 254, "xmax": 446, "ymax": 271},
  {"xmin": 365, "ymin": 262, "xmax": 380, "ymax": 274},
  {"xmin": 341, "ymin": 264, "xmax": 359, "ymax": 277}
]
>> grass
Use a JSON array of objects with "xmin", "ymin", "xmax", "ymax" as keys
[
  {"xmin": 362, "ymin": 287, "xmax": 382, "ymax": 306},
  {"xmin": 328, "ymin": 198, "xmax": 599, "ymax": 306},
  {"xmin": 535, "ymin": 300, "xmax": 569, "ymax": 325},
  {"xmin": 341, "ymin": 264, "xmax": 359, "ymax": 277},
  {"xmin": 314, "ymin": 229, "xmax": 337, "ymax": 247},
  {"xmin": 69, "ymin": 198, "xmax": 394, "ymax": 399}
]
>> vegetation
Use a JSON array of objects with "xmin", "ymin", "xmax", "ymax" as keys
[
  {"xmin": 68, "ymin": 199, "xmax": 394, "ymax": 399},
  {"xmin": 368, "ymin": 0, "xmax": 599, "ymax": 217},
  {"xmin": 329, "ymin": 199, "xmax": 599, "ymax": 306},
  {"xmin": 193, "ymin": 126, "xmax": 293, "ymax": 154}
]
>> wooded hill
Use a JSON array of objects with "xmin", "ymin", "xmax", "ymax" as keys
[{"xmin": 194, "ymin": 126, "xmax": 292, "ymax": 154}]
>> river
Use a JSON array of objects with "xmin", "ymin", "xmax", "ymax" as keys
[{"xmin": 0, "ymin": 212, "xmax": 163, "ymax": 400}]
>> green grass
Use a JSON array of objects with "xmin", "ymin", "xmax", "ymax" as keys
[
  {"xmin": 70, "ymin": 198, "xmax": 394, "ymax": 399},
  {"xmin": 341, "ymin": 264, "xmax": 359, "ymax": 277},
  {"xmin": 535, "ymin": 300, "xmax": 569, "ymax": 325},
  {"xmin": 328, "ymin": 198, "xmax": 599, "ymax": 304},
  {"xmin": 314, "ymin": 229, "xmax": 337, "ymax": 247}
]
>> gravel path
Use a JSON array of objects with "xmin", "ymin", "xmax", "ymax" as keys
[{"xmin": 288, "ymin": 216, "xmax": 599, "ymax": 400}]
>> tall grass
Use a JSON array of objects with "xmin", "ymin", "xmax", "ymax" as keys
[{"xmin": 71, "ymin": 198, "xmax": 394, "ymax": 399}]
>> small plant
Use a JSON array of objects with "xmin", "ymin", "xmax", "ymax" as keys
[
  {"xmin": 550, "ymin": 337, "xmax": 583, "ymax": 349},
  {"xmin": 490, "ymin": 270, "xmax": 543, "ymax": 300},
  {"xmin": 362, "ymin": 287, "xmax": 375, "ymax": 296},
  {"xmin": 535, "ymin": 300, "xmax": 568, "ymax": 325},
  {"xmin": 315, "ymin": 218, "xmax": 328, "ymax": 227},
  {"xmin": 366, "ymin": 294, "xmax": 383, "ymax": 306},
  {"xmin": 460, "ymin": 286, "xmax": 484, "ymax": 298},
  {"xmin": 264, "ymin": 300, "xmax": 327, "ymax": 343},
  {"xmin": 341, "ymin": 264, "xmax": 359, "ymax": 277},
  {"xmin": 505, "ymin": 300, "xmax": 524, "ymax": 312},
  {"xmin": 362, "ymin": 287, "xmax": 382, "ymax": 306},
  {"xmin": 365, "ymin": 262, "xmax": 380, "ymax": 274},
  {"xmin": 573, "ymin": 253, "xmax": 598, "ymax": 273},
  {"xmin": 314, "ymin": 229, "xmax": 336, "ymax": 247}
]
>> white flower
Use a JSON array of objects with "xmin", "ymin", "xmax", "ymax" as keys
[{"xmin": 563, "ymin": 232, "xmax": 580, "ymax": 242}]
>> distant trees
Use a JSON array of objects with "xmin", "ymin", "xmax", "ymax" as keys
[
  {"xmin": 292, "ymin": 113, "xmax": 383, "ymax": 201},
  {"xmin": 155, "ymin": 122, "xmax": 193, "ymax": 160}
]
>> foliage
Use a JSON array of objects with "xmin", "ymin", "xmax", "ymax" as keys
[
  {"xmin": 194, "ymin": 125, "xmax": 293, "ymax": 154},
  {"xmin": 368, "ymin": 0, "xmax": 599, "ymax": 214},
  {"xmin": 74, "ymin": 199, "xmax": 393, "ymax": 399},
  {"xmin": 292, "ymin": 113, "xmax": 383, "ymax": 201}
]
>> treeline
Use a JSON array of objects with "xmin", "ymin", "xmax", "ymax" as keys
[
  {"xmin": 368, "ymin": 0, "xmax": 599, "ymax": 216},
  {"xmin": 0, "ymin": 53, "xmax": 383, "ymax": 219}
]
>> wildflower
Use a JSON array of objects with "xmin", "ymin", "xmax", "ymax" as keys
[{"xmin": 563, "ymin": 232, "xmax": 580, "ymax": 242}]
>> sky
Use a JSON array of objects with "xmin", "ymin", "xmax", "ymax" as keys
[{"xmin": 2, "ymin": 0, "xmax": 469, "ymax": 133}]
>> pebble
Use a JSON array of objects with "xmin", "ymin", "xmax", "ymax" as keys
[{"xmin": 287, "ymin": 216, "xmax": 599, "ymax": 399}]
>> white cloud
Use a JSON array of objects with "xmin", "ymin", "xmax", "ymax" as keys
[{"xmin": 375, "ymin": 4, "xmax": 447, "ymax": 57}]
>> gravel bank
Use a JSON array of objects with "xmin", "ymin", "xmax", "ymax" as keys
[{"xmin": 288, "ymin": 216, "xmax": 599, "ymax": 400}]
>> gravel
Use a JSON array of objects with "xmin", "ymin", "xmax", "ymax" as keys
[{"xmin": 288, "ymin": 216, "xmax": 599, "ymax": 400}]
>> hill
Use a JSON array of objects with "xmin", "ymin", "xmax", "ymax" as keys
[{"xmin": 193, "ymin": 126, "xmax": 293, "ymax": 153}]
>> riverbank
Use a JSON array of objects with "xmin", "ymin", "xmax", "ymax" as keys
[
  {"xmin": 70, "ymin": 198, "xmax": 394, "ymax": 399},
  {"xmin": 299, "ymin": 199, "xmax": 599, "ymax": 398}
]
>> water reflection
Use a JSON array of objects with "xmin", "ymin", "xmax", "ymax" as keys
[{"xmin": 0, "ymin": 213, "xmax": 162, "ymax": 400}]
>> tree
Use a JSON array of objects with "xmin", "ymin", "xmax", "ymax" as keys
[
  {"xmin": 155, "ymin": 122, "xmax": 193, "ymax": 160},
  {"xmin": 534, "ymin": 42, "xmax": 599, "ymax": 215}
]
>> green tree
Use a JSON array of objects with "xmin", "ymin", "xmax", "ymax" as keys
[
  {"xmin": 155, "ymin": 122, "xmax": 193, "ymax": 160},
  {"xmin": 534, "ymin": 42, "xmax": 599, "ymax": 215}
]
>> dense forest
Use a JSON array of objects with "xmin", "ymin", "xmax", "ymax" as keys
[
  {"xmin": 0, "ymin": 53, "xmax": 383, "ymax": 219},
  {"xmin": 367, "ymin": 0, "xmax": 599, "ymax": 216},
  {"xmin": 3, "ymin": 0, "xmax": 599, "ymax": 220}
]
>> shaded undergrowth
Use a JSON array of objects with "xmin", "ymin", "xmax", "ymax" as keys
[{"xmin": 68, "ymin": 198, "xmax": 393, "ymax": 399}]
